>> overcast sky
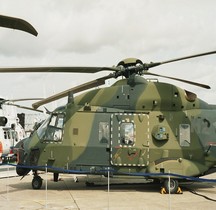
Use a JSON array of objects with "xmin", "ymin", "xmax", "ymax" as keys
[{"xmin": 1, "ymin": 0, "xmax": 216, "ymax": 111}]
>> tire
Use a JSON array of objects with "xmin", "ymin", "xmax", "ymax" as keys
[
  {"xmin": 32, "ymin": 176, "xmax": 43, "ymax": 189},
  {"xmin": 164, "ymin": 179, "xmax": 178, "ymax": 194}
]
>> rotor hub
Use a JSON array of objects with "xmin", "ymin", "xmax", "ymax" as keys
[
  {"xmin": 117, "ymin": 58, "xmax": 143, "ymax": 67},
  {"xmin": 116, "ymin": 58, "xmax": 145, "ymax": 78}
]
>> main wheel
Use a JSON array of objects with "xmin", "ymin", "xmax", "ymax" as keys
[
  {"xmin": 163, "ymin": 179, "xmax": 178, "ymax": 194},
  {"xmin": 32, "ymin": 176, "xmax": 43, "ymax": 189}
]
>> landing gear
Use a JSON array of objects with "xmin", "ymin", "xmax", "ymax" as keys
[
  {"xmin": 161, "ymin": 179, "xmax": 182, "ymax": 194},
  {"xmin": 32, "ymin": 171, "xmax": 43, "ymax": 189},
  {"xmin": 32, "ymin": 175, "xmax": 43, "ymax": 189}
]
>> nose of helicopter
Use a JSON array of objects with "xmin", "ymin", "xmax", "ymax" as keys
[{"xmin": 14, "ymin": 137, "xmax": 31, "ymax": 176}]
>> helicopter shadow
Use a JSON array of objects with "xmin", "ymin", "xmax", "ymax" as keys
[
  {"xmin": 7, "ymin": 175, "xmax": 160, "ymax": 193},
  {"xmin": 5, "ymin": 175, "xmax": 216, "ymax": 195}
]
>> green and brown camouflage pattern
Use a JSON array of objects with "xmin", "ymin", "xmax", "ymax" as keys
[{"xmin": 18, "ymin": 75, "xmax": 216, "ymax": 180}]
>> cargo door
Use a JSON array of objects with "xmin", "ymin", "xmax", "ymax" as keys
[{"xmin": 110, "ymin": 113, "xmax": 150, "ymax": 167}]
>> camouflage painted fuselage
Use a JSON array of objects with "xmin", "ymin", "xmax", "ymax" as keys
[{"xmin": 20, "ymin": 76, "xmax": 216, "ymax": 178}]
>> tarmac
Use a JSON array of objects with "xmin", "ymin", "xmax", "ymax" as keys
[{"xmin": 0, "ymin": 165, "xmax": 216, "ymax": 210}]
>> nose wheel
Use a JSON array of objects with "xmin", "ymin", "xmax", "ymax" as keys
[{"xmin": 32, "ymin": 171, "xmax": 43, "ymax": 189}]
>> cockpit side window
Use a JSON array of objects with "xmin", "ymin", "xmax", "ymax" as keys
[{"xmin": 37, "ymin": 113, "xmax": 65, "ymax": 142}]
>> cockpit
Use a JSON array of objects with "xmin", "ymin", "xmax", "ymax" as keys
[{"xmin": 37, "ymin": 113, "xmax": 65, "ymax": 142}]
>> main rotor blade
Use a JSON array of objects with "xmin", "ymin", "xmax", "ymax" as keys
[
  {"xmin": 2, "ymin": 98, "xmax": 44, "ymax": 112},
  {"xmin": 146, "ymin": 50, "xmax": 216, "ymax": 69},
  {"xmin": 0, "ymin": 66, "xmax": 117, "ymax": 73},
  {"xmin": 0, "ymin": 14, "xmax": 38, "ymax": 36},
  {"xmin": 32, "ymin": 74, "xmax": 114, "ymax": 109},
  {"xmin": 0, "ymin": 98, "xmax": 44, "ymax": 104},
  {"xmin": 145, "ymin": 72, "xmax": 210, "ymax": 89},
  {"xmin": 4, "ymin": 103, "xmax": 44, "ymax": 113}
]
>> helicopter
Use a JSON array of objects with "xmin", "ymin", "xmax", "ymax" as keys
[
  {"xmin": 0, "ymin": 14, "xmax": 37, "ymax": 36},
  {"xmin": 0, "ymin": 51, "xmax": 216, "ymax": 194},
  {"xmin": 0, "ymin": 98, "xmax": 25, "ymax": 163},
  {"xmin": 0, "ymin": 98, "xmax": 44, "ymax": 163}
]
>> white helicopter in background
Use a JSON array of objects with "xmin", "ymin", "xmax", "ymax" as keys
[
  {"xmin": 0, "ymin": 99, "xmax": 25, "ymax": 163},
  {"xmin": 0, "ymin": 98, "xmax": 44, "ymax": 163}
]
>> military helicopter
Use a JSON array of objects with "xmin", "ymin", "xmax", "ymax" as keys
[
  {"xmin": 0, "ymin": 14, "xmax": 37, "ymax": 36},
  {"xmin": 0, "ymin": 50, "xmax": 216, "ymax": 194}
]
